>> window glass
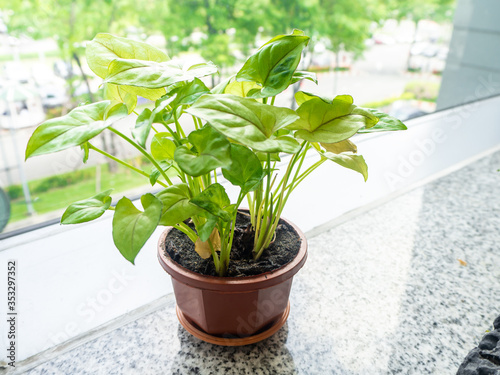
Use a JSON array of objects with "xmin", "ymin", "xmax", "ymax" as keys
[{"xmin": 2, "ymin": 0, "xmax": 494, "ymax": 236}]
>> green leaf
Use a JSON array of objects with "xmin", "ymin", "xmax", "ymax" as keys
[
  {"xmin": 224, "ymin": 80, "xmax": 261, "ymax": 97},
  {"xmin": 195, "ymin": 214, "xmax": 218, "ymax": 242},
  {"xmin": 174, "ymin": 126, "xmax": 231, "ymax": 177},
  {"xmin": 156, "ymin": 184, "xmax": 201, "ymax": 226},
  {"xmin": 149, "ymin": 161, "xmax": 173, "ymax": 186},
  {"xmin": 61, "ymin": 189, "xmax": 113, "ymax": 224},
  {"xmin": 87, "ymin": 33, "xmax": 169, "ymax": 101},
  {"xmin": 81, "ymin": 142, "xmax": 90, "ymax": 163},
  {"xmin": 105, "ymin": 59, "xmax": 218, "ymax": 89},
  {"xmin": 86, "ymin": 33, "xmax": 169, "ymax": 79},
  {"xmin": 26, "ymin": 101, "xmax": 128, "ymax": 159},
  {"xmin": 151, "ymin": 132, "xmax": 176, "ymax": 161},
  {"xmin": 103, "ymin": 83, "xmax": 137, "ymax": 114},
  {"xmin": 291, "ymin": 71, "xmax": 317, "ymax": 85},
  {"xmin": 112, "ymin": 194, "xmax": 163, "ymax": 264},
  {"xmin": 186, "ymin": 94, "xmax": 301, "ymax": 153},
  {"xmin": 169, "ymin": 78, "xmax": 210, "ymax": 110},
  {"xmin": 222, "ymin": 144, "xmax": 264, "ymax": 193},
  {"xmin": 256, "ymin": 151, "xmax": 281, "ymax": 162},
  {"xmin": 288, "ymin": 97, "xmax": 376, "ymax": 143},
  {"xmin": 321, "ymin": 139, "xmax": 357, "ymax": 154},
  {"xmin": 295, "ymin": 91, "xmax": 331, "ymax": 106},
  {"xmin": 357, "ymin": 108, "xmax": 408, "ymax": 133},
  {"xmin": 211, "ymin": 74, "xmax": 234, "ymax": 94},
  {"xmin": 191, "ymin": 183, "xmax": 232, "ymax": 222},
  {"xmin": 132, "ymin": 108, "xmax": 153, "ymax": 148},
  {"xmin": 321, "ymin": 152, "xmax": 368, "ymax": 181},
  {"xmin": 236, "ymin": 29, "xmax": 310, "ymax": 97}
]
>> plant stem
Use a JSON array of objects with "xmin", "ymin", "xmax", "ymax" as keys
[
  {"xmin": 174, "ymin": 222, "xmax": 198, "ymax": 243},
  {"xmin": 108, "ymin": 127, "xmax": 173, "ymax": 185},
  {"xmin": 88, "ymin": 143, "xmax": 168, "ymax": 188}
]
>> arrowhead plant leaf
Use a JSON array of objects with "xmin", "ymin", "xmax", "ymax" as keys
[
  {"xmin": 224, "ymin": 80, "xmax": 261, "ymax": 97},
  {"xmin": 321, "ymin": 151, "xmax": 368, "ymax": 181},
  {"xmin": 190, "ymin": 183, "xmax": 232, "ymax": 222},
  {"xmin": 174, "ymin": 126, "xmax": 231, "ymax": 177},
  {"xmin": 195, "ymin": 214, "xmax": 219, "ymax": 242},
  {"xmin": 321, "ymin": 139, "xmax": 358, "ymax": 154},
  {"xmin": 169, "ymin": 78, "xmax": 210, "ymax": 110},
  {"xmin": 149, "ymin": 161, "xmax": 174, "ymax": 186},
  {"xmin": 151, "ymin": 133, "xmax": 176, "ymax": 161},
  {"xmin": 222, "ymin": 144, "xmax": 264, "ymax": 193},
  {"xmin": 288, "ymin": 96, "xmax": 378, "ymax": 143},
  {"xmin": 112, "ymin": 194, "xmax": 163, "ymax": 264},
  {"xmin": 295, "ymin": 90, "xmax": 331, "ymax": 106},
  {"xmin": 26, "ymin": 101, "xmax": 128, "ymax": 159},
  {"xmin": 103, "ymin": 83, "xmax": 137, "ymax": 114},
  {"xmin": 156, "ymin": 184, "xmax": 201, "ymax": 226},
  {"xmin": 187, "ymin": 94, "xmax": 301, "ymax": 153},
  {"xmin": 236, "ymin": 29, "xmax": 310, "ymax": 97},
  {"xmin": 132, "ymin": 108, "xmax": 153, "ymax": 148},
  {"xmin": 87, "ymin": 33, "xmax": 170, "ymax": 101},
  {"xmin": 291, "ymin": 71, "xmax": 318, "ymax": 85},
  {"xmin": 357, "ymin": 108, "xmax": 408, "ymax": 133},
  {"xmin": 61, "ymin": 189, "xmax": 113, "ymax": 224},
  {"xmin": 86, "ymin": 33, "xmax": 170, "ymax": 78},
  {"xmin": 105, "ymin": 59, "xmax": 218, "ymax": 89}
]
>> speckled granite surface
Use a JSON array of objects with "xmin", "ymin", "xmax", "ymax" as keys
[{"xmin": 23, "ymin": 151, "xmax": 500, "ymax": 374}]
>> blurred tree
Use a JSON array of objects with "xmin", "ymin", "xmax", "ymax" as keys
[
  {"xmin": 0, "ymin": 0, "xmax": 139, "ymax": 101},
  {"xmin": 389, "ymin": 0, "xmax": 456, "ymax": 69},
  {"xmin": 138, "ymin": 0, "xmax": 267, "ymax": 78}
]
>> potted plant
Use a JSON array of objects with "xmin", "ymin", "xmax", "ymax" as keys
[{"xmin": 25, "ymin": 30, "xmax": 406, "ymax": 345}]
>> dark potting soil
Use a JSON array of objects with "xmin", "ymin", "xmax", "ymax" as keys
[{"xmin": 163, "ymin": 212, "xmax": 301, "ymax": 277}]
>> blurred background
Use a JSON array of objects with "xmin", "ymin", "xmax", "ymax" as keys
[{"xmin": 0, "ymin": 0, "xmax": 470, "ymax": 235}]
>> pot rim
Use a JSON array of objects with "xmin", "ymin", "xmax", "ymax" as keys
[{"xmin": 157, "ymin": 214, "xmax": 307, "ymax": 292}]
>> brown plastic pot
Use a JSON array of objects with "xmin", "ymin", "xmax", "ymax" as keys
[{"xmin": 157, "ymin": 216, "xmax": 307, "ymax": 346}]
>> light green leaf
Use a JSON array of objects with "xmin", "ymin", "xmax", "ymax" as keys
[
  {"xmin": 289, "ymin": 97, "xmax": 376, "ymax": 143},
  {"xmin": 291, "ymin": 71, "xmax": 317, "ymax": 85},
  {"xmin": 105, "ymin": 59, "xmax": 218, "ymax": 89},
  {"xmin": 186, "ymin": 94, "xmax": 301, "ymax": 153},
  {"xmin": 86, "ymin": 33, "xmax": 169, "ymax": 79},
  {"xmin": 103, "ymin": 83, "xmax": 137, "ymax": 114},
  {"xmin": 112, "ymin": 194, "xmax": 163, "ymax": 264},
  {"xmin": 211, "ymin": 74, "xmax": 234, "ymax": 94},
  {"xmin": 321, "ymin": 139, "xmax": 357, "ymax": 154},
  {"xmin": 149, "ymin": 161, "xmax": 174, "ymax": 186},
  {"xmin": 222, "ymin": 144, "xmax": 264, "ymax": 193},
  {"xmin": 26, "ymin": 101, "xmax": 127, "ymax": 159},
  {"xmin": 322, "ymin": 152, "xmax": 368, "ymax": 181},
  {"xmin": 87, "ymin": 33, "xmax": 169, "ymax": 101},
  {"xmin": 132, "ymin": 108, "xmax": 152, "ymax": 148},
  {"xmin": 190, "ymin": 183, "xmax": 232, "ymax": 222},
  {"xmin": 195, "ymin": 214, "xmax": 218, "ymax": 242},
  {"xmin": 156, "ymin": 184, "xmax": 201, "ymax": 226},
  {"xmin": 151, "ymin": 132, "xmax": 176, "ymax": 161},
  {"xmin": 236, "ymin": 29, "xmax": 310, "ymax": 97},
  {"xmin": 295, "ymin": 90, "xmax": 331, "ymax": 106},
  {"xmin": 81, "ymin": 142, "xmax": 90, "ymax": 163},
  {"xmin": 357, "ymin": 108, "xmax": 408, "ymax": 133},
  {"xmin": 224, "ymin": 81, "xmax": 261, "ymax": 97},
  {"xmin": 61, "ymin": 189, "xmax": 113, "ymax": 224},
  {"xmin": 335, "ymin": 95, "xmax": 354, "ymax": 105},
  {"xmin": 169, "ymin": 78, "xmax": 210, "ymax": 110},
  {"xmin": 174, "ymin": 126, "xmax": 231, "ymax": 177}
]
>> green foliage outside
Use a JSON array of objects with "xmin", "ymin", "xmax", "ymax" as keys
[{"xmin": 7, "ymin": 161, "xmax": 162, "ymax": 223}]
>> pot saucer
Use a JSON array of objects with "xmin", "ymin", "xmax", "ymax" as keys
[{"xmin": 176, "ymin": 302, "xmax": 290, "ymax": 346}]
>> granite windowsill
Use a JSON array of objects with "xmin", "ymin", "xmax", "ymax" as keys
[{"xmin": 8, "ymin": 148, "xmax": 499, "ymax": 375}]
